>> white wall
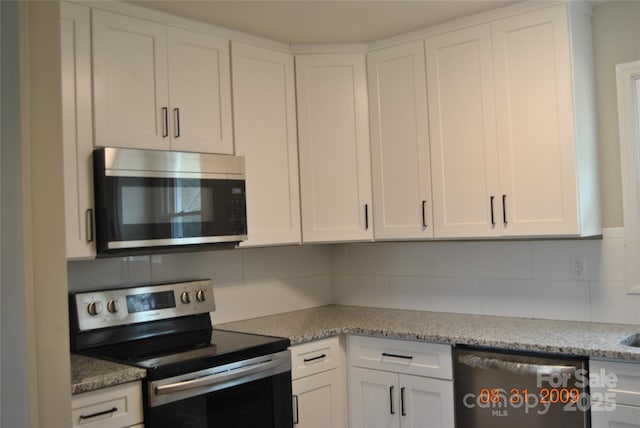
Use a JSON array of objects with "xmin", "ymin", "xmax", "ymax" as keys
[
  {"xmin": 68, "ymin": 244, "xmax": 333, "ymax": 324},
  {"xmin": 1, "ymin": 2, "xmax": 30, "ymax": 426},
  {"xmin": 331, "ymin": 229, "xmax": 639, "ymax": 325},
  {"xmin": 593, "ymin": 0, "xmax": 640, "ymax": 228}
]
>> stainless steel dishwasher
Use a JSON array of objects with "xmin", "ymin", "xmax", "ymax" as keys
[{"xmin": 454, "ymin": 346, "xmax": 590, "ymax": 427}]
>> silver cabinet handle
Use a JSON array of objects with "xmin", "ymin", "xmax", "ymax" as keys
[
  {"xmin": 161, "ymin": 107, "xmax": 169, "ymax": 138},
  {"xmin": 490, "ymin": 196, "xmax": 496, "ymax": 226},
  {"xmin": 173, "ymin": 107, "xmax": 181, "ymax": 138},
  {"xmin": 502, "ymin": 194, "xmax": 508, "ymax": 225},
  {"xmin": 292, "ymin": 395, "xmax": 299, "ymax": 425}
]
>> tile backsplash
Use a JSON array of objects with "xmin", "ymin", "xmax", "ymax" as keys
[
  {"xmin": 68, "ymin": 228, "xmax": 640, "ymax": 325},
  {"xmin": 67, "ymin": 244, "xmax": 332, "ymax": 324},
  {"xmin": 332, "ymin": 228, "xmax": 640, "ymax": 325}
]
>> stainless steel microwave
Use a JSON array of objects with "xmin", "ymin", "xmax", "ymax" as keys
[{"xmin": 93, "ymin": 147, "xmax": 247, "ymax": 256}]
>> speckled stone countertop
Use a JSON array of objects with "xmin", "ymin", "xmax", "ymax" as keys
[
  {"xmin": 71, "ymin": 354, "xmax": 146, "ymax": 395},
  {"xmin": 217, "ymin": 305, "xmax": 640, "ymax": 362}
]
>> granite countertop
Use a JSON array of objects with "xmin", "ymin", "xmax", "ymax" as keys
[
  {"xmin": 216, "ymin": 305, "xmax": 640, "ymax": 362},
  {"xmin": 71, "ymin": 354, "xmax": 146, "ymax": 395},
  {"xmin": 71, "ymin": 305, "xmax": 640, "ymax": 394}
]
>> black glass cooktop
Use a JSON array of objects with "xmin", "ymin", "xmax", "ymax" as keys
[{"xmin": 83, "ymin": 328, "xmax": 290, "ymax": 380}]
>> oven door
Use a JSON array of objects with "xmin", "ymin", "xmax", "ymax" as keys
[{"xmin": 145, "ymin": 350, "xmax": 293, "ymax": 428}]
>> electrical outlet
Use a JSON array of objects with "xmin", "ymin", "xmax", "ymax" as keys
[{"xmin": 572, "ymin": 256, "xmax": 586, "ymax": 280}]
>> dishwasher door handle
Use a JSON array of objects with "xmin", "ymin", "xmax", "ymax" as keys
[{"xmin": 458, "ymin": 354, "xmax": 578, "ymax": 376}]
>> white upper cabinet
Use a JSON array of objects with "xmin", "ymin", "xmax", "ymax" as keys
[
  {"xmin": 367, "ymin": 41, "xmax": 433, "ymax": 240},
  {"xmin": 92, "ymin": 9, "xmax": 233, "ymax": 154},
  {"xmin": 426, "ymin": 25, "xmax": 499, "ymax": 238},
  {"xmin": 231, "ymin": 42, "xmax": 301, "ymax": 246},
  {"xmin": 426, "ymin": 3, "xmax": 600, "ymax": 238},
  {"xmin": 167, "ymin": 27, "xmax": 233, "ymax": 154},
  {"xmin": 295, "ymin": 53, "xmax": 373, "ymax": 243},
  {"xmin": 61, "ymin": 2, "xmax": 95, "ymax": 259},
  {"xmin": 92, "ymin": 10, "xmax": 169, "ymax": 150},
  {"xmin": 491, "ymin": 5, "xmax": 598, "ymax": 236}
]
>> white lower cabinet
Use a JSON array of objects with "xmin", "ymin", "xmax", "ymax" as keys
[
  {"xmin": 71, "ymin": 382, "xmax": 143, "ymax": 428},
  {"xmin": 590, "ymin": 359, "xmax": 640, "ymax": 427},
  {"xmin": 350, "ymin": 368, "xmax": 453, "ymax": 428},
  {"xmin": 348, "ymin": 336, "xmax": 454, "ymax": 428},
  {"xmin": 293, "ymin": 366, "xmax": 346, "ymax": 428},
  {"xmin": 290, "ymin": 337, "xmax": 348, "ymax": 428}
]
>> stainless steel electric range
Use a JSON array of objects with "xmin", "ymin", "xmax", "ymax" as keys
[{"xmin": 69, "ymin": 280, "xmax": 293, "ymax": 428}]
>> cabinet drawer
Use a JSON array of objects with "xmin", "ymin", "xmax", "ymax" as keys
[
  {"xmin": 291, "ymin": 336, "xmax": 342, "ymax": 380},
  {"xmin": 590, "ymin": 359, "xmax": 640, "ymax": 407},
  {"xmin": 348, "ymin": 335, "xmax": 452, "ymax": 380},
  {"xmin": 72, "ymin": 382, "xmax": 143, "ymax": 428}
]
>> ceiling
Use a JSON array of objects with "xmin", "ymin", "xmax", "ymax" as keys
[{"xmin": 127, "ymin": 0, "xmax": 522, "ymax": 44}]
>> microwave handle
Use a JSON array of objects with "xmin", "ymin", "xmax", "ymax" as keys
[{"xmin": 86, "ymin": 209, "xmax": 94, "ymax": 243}]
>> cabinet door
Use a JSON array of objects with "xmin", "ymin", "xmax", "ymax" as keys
[
  {"xmin": 492, "ymin": 6, "xmax": 579, "ymax": 236},
  {"xmin": 296, "ymin": 53, "xmax": 373, "ymax": 243},
  {"xmin": 61, "ymin": 2, "xmax": 95, "ymax": 258},
  {"xmin": 368, "ymin": 41, "xmax": 433, "ymax": 240},
  {"xmin": 591, "ymin": 403, "xmax": 640, "ymax": 427},
  {"xmin": 425, "ymin": 24, "xmax": 500, "ymax": 238},
  {"xmin": 92, "ymin": 10, "xmax": 169, "ymax": 150},
  {"xmin": 350, "ymin": 367, "xmax": 399, "ymax": 428},
  {"xmin": 231, "ymin": 42, "xmax": 301, "ymax": 246},
  {"xmin": 399, "ymin": 375, "xmax": 454, "ymax": 428},
  {"xmin": 292, "ymin": 368, "xmax": 346, "ymax": 428},
  {"xmin": 168, "ymin": 28, "xmax": 233, "ymax": 154}
]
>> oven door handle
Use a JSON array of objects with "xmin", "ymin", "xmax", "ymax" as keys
[
  {"xmin": 156, "ymin": 357, "xmax": 288, "ymax": 396},
  {"xmin": 457, "ymin": 354, "xmax": 578, "ymax": 376},
  {"xmin": 152, "ymin": 351, "xmax": 291, "ymax": 404}
]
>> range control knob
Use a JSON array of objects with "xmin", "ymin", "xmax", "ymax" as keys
[
  {"xmin": 196, "ymin": 290, "xmax": 206, "ymax": 302},
  {"xmin": 87, "ymin": 301, "xmax": 102, "ymax": 316},
  {"xmin": 106, "ymin": 299, "xmax": 118, "ymax": 313},
  {"xmin": 180, "ymin": 291, "xmax": 191, "ymax": 304}
]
